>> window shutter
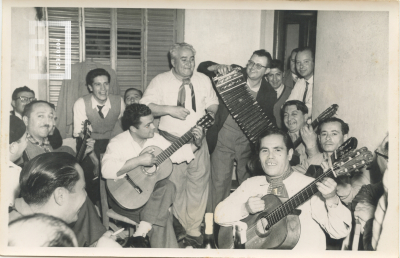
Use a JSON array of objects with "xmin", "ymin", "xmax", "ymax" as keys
[
  {"xmin": 116, "ymin": 8, "xmax": 143, "ymax": 96},
  {"xmin": 47, "ymin": 8, "xmax": 80, "ymax": 106},
  {"xmin": 84, "ymin": 8, "xmax": 111, "ymax": 67},
  {"xmin": 146, "ymin": 9, "xmax": 177, "ymax": 88}
]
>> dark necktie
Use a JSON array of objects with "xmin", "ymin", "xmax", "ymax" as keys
[
  {"xmin": 302, "ymin": 81, "xmax": 309, "ymax": 103},
  {"xmin": 177, "ymin": 78, "xmax": 196, "ymax": 112},
  {"xmin": 97, "ymin": 105, "xmax": 105, "ymax": 119}
]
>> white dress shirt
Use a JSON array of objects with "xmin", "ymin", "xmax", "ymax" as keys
[
  {"xmin": 275, "ymin": 83, "xmax": 285, "ymax": 99},
  {"xmin": 140, "ymin": 69, "xmax": 219, "ymax": 137},
  {"xmin": 73, "ymin": 95, "xmax": 125, "ymax": 137},
  {"xmin": 215, "ymin": 173, "xmax": 352, "ymax": 250},
  {"xmin": 102, "ymin": 130, "xmax": 195, "ymax": 180},
  {"xmin": 286, "ymin": 75, "xmax": 314, "ymax": 115}
]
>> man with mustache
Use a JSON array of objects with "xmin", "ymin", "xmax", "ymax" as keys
[
  {"xmin": 286, "ymin": 47, "xmax": 314, "ymax": 115},
  {"xmin": 140, "ymin": 43, "xmax": 219, "ymax": 247}
]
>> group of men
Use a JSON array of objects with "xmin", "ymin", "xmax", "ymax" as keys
[{"xmin": 7, "ymin": 42, "xmax": 388, "ymax": 251}]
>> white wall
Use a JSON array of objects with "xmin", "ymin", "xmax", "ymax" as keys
[
  {"xmin": 184, "ymin": 9, "xmax": 262, "ymax": 67},
  {"xmin": 313, "ymin": 11, "xmax": 389, "ymax": 152}
]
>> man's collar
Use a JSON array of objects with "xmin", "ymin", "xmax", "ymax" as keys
[
  {"xmin": 91, "ymin": 95, "xmax": 111, "ymax": 109},
  {"xmin": 305, "ymin": 75, "xmax": 314, "ymax": 83},
  {"xmin": 26, "ymin": 132, "xmax": 50, "ymax": 147},
  {"xmin": 12, "ymin": 111, "xmax": 23, "ymax": 119}
]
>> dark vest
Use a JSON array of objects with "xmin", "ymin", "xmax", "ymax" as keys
[{"xmin": 83, "ymin": 94, "xmax": 121, "ymax": 140}]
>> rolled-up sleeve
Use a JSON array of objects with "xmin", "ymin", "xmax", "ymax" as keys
[{"xmin": 310, "ymin": 193, "xmax": 352, "ymax": 239}]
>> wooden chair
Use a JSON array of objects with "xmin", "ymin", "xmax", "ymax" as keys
[{"xmin": 99, "ymin": 154, "xmax": 138, "ymax": 237}]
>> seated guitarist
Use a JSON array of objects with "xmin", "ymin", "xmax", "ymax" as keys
[
  {"xmin": 101, "ymin": 104, "xmax": 204, "ymax": 248},
  {"xmin": 215, "ymin": 128, "xmax": 351, "ymax": 250}
]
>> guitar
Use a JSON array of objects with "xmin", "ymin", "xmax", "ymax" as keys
[
  {"xmin": 76, "ymin": 120, "xmax": 91, "ymax": 163},
  {"xmin": 218, "ymin": 147, "xmax": 373, "ymax": 249},
  {"xmin": 292, "ymin": 104, "xmax": 339, "ymax": 149},
  {"xmin": 106, "ymin": 113, "xmax": 214, "ymax": 209}
]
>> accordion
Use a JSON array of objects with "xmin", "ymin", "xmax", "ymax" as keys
[{"xmin": 213, "ymin": 68, "xmax": 276, "ymax": 145}]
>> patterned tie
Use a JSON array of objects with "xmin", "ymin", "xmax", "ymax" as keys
[
  {"xmin": 302, "ymin": 81, "xmax": 309, "ymax": 103},
  {"xmin": 265, "ymin": 167, "xmax": 294, "ymax": 199},
  {"xmin": 177, "ymin": 78, "xmax": 196, "ymax": 112},
  {"xmin": 97, "ymin": 105, "xmax": 105, "ymax": 119}
]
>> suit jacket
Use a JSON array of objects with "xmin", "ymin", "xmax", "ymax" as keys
[{"xmin": 197, "ymin": 61, "xmax": 277, "ymax": 154}]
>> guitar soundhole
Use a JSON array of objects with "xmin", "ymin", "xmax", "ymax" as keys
[
  {"xmin": 142, "ymin": 165, "xmax": 158, "ymax": 176},
  {"xmin": 256, "ymin": 218, "xmax": 269, "ymax": 235}
]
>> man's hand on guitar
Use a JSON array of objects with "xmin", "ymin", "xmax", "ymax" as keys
[
  {"xmin": 85, "ymin": 138, "xmax": 95, "ymax": 156},
  {"xmin": 300, "ymin": 119, "xmax": 318, "ymax": 149},
  {"xmin": 139, "ymin": 148, "xmax": 158, "ymax": 168},
  {"xmin": 245, "ymin": 195, "xmax": 265, "ymax": 214},
  {"xmin": 192, "ymin": 126, "xmax": 204, "ymax": 148},
  {"xmin": 316, "ymin": 177, "xmax": 338, "ymax": 202},
  {"xmin": 168, "ymin": 106, "xmax": 190, "ymax": 120}
]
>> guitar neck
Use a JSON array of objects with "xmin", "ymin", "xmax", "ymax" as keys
[
  {"xmin": 265, "ymin": 168, "xmax": 336, "ymax": 227},
  {"xmin": 155, "ymin": 130, "xmax": 194, "ymax": 166},
  {"xmin": 76, "ymin": 134, "xmax": 89, "ymax": 162},
  {"xmin": 292, "ymin": 119, "xmax": 319, "ymax": 149}
]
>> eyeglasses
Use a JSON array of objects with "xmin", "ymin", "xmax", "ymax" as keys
[
  {"xmin": 247, "ymin": 60, "xmax": 267, "ymax": 70},
  {"xmin": 375, "ymin": 149, "xmax": 388, "ymax": 160},
  {"xmin": 16, "ymin": 96, "xmax": 36, "ymax": 103}
]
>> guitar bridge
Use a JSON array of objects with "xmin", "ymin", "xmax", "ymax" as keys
[{"xmin": 125, "ymin": 174, "xmax": 143, "ymax": 194}]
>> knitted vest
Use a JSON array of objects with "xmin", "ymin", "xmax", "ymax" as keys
[{"xmin": 83, "ymin": 94, "xmax": 121, "ymax": 140}]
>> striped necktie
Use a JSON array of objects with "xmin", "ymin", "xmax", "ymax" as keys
[{"xmin": 177, "ymin": 78, "xmax": 196, "ymax": 112}]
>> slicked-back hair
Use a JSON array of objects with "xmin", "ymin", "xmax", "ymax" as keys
[
  {"xmin": 252, "ymin": 49, "xmax": 272, "ymax": 68},
  {"xmin": 8, "ymin": 214, "xmax": 77, "ymax": 247},
  {"xmin": 317, "ymin": 117, "xmax": 349, "ymax": 135},
  {"xmin": 248, "ymin": 128, "xmax": 293, "ymax": 176},
  {"xmin": 86, "ymin": 68, "xmax": 111, "ymax": 87},
  {"xmin": 19, "ymin": 152, "xmax": 80, "ymax": 205},
  {"xmin": 297, "ymin": 47, "xmax": 315, "ymax": 61},
  {"xmin": 169, "ymin": 42, "xmax": 196, "ymax": 60},
  {"xmin": 12, "ymin": 86, "xmax": 35, "ymax": 100},
  {"xmin": 270, "ymin": 59, "xmax": 284, "ymax": 72},
  {"xmin": 281, "ymin": 100, "xmax": 309, "ymax": 118},
  {"xmin": 124, "ymin": 88, "xmax": 143, "ymax": 100},
  {"xmin": 121, "ymin": 103, "xmax": 152, "ymax": 131},
  {"xmin": 22, "ymin": 100, "xmax": 53, "ymax": 118}
]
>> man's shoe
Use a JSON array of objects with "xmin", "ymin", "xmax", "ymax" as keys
[
  {"xmin": 173, "ymin": 215, "xmax": 186, "ymax": 242},
  {"xmin": 126, "ymin": 235, "xmax": 150, "ymax": 248},
  {"xmin": 184, "ymin": 234, "xmax": 203, "ymax": 248}
]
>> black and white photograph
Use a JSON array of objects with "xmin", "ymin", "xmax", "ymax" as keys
[{"xmin": 1, "ymin": 0, "xmax": 398, "ymax": 257}]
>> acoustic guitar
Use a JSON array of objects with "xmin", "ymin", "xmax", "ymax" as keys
[
  {"xmin": 218, "ymin": 147, "xmax": 373, "ymax": 249},
  {"xmin": 106, "ymin": 113, "xmax": 214, "ymax": 210},
  {"xmin": 292, "ymin": 104, "xmax": 339, "ymax": 149}
]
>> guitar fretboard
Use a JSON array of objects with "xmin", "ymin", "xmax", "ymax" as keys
[
  {"xmin": 264, "ymin": 169, "xmax": 335, "ymax": 228},
  {"xmin": 155, "ymin": 131, "xmax": 194, "ymax": 166}
]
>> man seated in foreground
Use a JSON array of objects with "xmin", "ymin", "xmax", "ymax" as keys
[
  {"xmin": 9, "ymin": 214, "xmax": 78, "ymax": 247},
  {"xmin": 215, "ymin": 129, "xmax": 351, "ymax": 250},
  {"xmin": 9, "ymin": 152, "xmax": 120, "ymax": 248},
  {"xmin": 102, "ymin": 103, "xmax": 204, "ymax": 248}
]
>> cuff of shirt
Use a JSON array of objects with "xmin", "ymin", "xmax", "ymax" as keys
[{"xmin": 326, "ymin": 195, "xmax": 340, "ymax": 209}]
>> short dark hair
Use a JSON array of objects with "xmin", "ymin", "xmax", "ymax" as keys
[
  {"xmin": 8, "ymin": 214, "xmax": 77, "ymax": 247},
  {"xmin": 22, "ymin": 100, "xmax": 53, "ymax": 118},
  {"xmin": 317, "ymin": 117, "xmax": 349, "ymax": 135},
  {"xmin": 270, "ymin": 59, "xmax": 284, "ymax": 72},
  {"xmin": 121, "ymin": 103, "xmax": 152, "ymax": 131},
  {"xmin": 12, "ymin": 86, "xmax": 35, "ymax": 100},
  {"xmin": 19, "ymin": 152, "xmax": 80, "ymax": 205},
  {"xmin": 86, "ymin": 68, "xmax": 111, "ymax": 87},
  {"xmin": 252, "ymin": 49, "xmax": 272, "ymax": 68},
  {"xmin": 291, "ymin": 48, "xmax": 300, "ymax": 56},
  {"xmin": 297, "ymin": 47, "xmax": 314, "ymax": 61},
  {"xmin": 281, "ymin": 100, "xmax": 308, "ymax": 117},
  {"xmin": 248, "ymin": 128, "xmax": 293, "ymax": 176},
  {"xmin": 124, "ymin": 88, "xmax": 143, "ymax": 100}
]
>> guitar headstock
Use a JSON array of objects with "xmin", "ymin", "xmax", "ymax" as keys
[
  {"xmin": 334, "ymin": 147, "xmax": 374, "ymax": 177},
  {"xmin": 330, "ymin": 137, "xmax": 358, "ymax": 164},
  {"xmin": 197, "ymin": 113, "xmax": 214, "ymax": 129},
  {"xmin": 83, "ymin": 120, "xmax": 92, "ymax": 137},
  {"xmin": 316, "ymin": 104, "xmax": 339, "ymax": 124}
]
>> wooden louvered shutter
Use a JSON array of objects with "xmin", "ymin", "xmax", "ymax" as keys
[
  {"xmin": 47, "ymin": 8, "xmax": 80, "ymax": 106},
  {"xmin": 116, "ymin": 9, "xmax": 143, "ymax": 96},
  {"xmin": 84, "ymin": 8, "xmax": 111, "ymax": 67},
  {"xmin": 146, "ymin": 9, "xmax": 177, "ymax": 88}
]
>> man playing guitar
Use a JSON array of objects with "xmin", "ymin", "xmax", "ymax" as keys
[
  {"xmin": 101, "ymin": 104, "xmax": 204, "ymax": 248},
  {"xmin": 214, "ymin": 128, "xmax": 351, "ymax": 250}
]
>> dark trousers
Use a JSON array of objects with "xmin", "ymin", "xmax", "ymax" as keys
[{"xmin": 109, "ymin": 179, "xmax": 178, "ymax": 248}]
